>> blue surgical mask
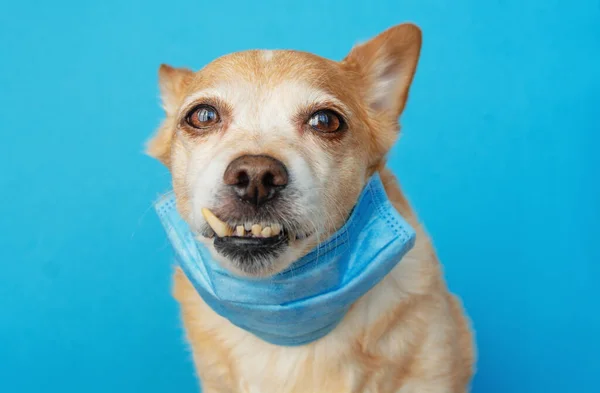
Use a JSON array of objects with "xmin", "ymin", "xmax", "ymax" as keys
[{"xmin": 154, "ymin": 173, "xmax": 416, "ymax": 346}]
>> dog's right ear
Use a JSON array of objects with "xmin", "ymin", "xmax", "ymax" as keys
[
  {"xmin": 157, "ymin": 64, "xmax": 194, "ymax": 115},
  {"xmin": 146, "ymin": 64, "xmax": 193, "ymax": 166}
]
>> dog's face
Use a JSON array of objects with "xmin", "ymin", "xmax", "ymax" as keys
[{"xmin": 148, "ymin": 23, "xmax": 421, "ymax": 277}]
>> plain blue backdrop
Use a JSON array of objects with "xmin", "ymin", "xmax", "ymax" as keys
[{"xmin": 1, "ymin": 0, "xmax": 599, "ymax": 392}]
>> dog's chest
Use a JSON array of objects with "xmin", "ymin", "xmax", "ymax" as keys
[
  {"xmin": 232, "ymin": 348, "xmax": 354, "ymax": 393},
  {"xmin": 230, "ymin": 343, "xmax": 405, "ymax": 393}
]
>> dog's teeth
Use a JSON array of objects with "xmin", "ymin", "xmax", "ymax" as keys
[
  {"xmin": 271, "ymin": 224, "xmax": 281, "ymax": 235},
  {"xmin": 251, "ymin": 224, "xmax": 262, "ymax": 237},
  {"xmin": 262, "ymin": 227, "xmax": 272, "ymax": 237},
  {"xmin": 201, "ymin": 208, "xmax": 233, "ymax": 237},
  {"xmin": 236, "ymin": 225, "xmax": 245, "ymax": 237},
  {"xmin": 244, "ymin": 222, "xmax": 253, "ymax": 231}
]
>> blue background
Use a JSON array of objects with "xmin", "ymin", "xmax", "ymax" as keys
[{"xmin": 1, "ymin": 1, "xmax": 598, "ymax": 392}]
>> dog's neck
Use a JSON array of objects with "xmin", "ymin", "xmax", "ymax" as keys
[{"xmin": 378, "ymin": 167, "xmax": 417, "ymax": 223}]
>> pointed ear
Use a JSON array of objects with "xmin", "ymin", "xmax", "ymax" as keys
[
  {"xmin": 146, "ymin": 64, "xmax": 193, "ymax": 166},
  {"xmin": 343, "ymin": 23, "xmax": 422, "ymax": 118},
  {"xmin": 158, "ymin": 64, "xmax": 194, "ymax": 115}
]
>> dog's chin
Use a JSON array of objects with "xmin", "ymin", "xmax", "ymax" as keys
[
  {"xmin": 214, "ymin": 233, "xmax": 288, "ymax": 277},
  {"xmin": 202, "ymin": 234, "xmax": 317, "ymax": 278}
]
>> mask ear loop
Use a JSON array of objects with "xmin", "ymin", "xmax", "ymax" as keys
[{"xmin": 341, "ymin": 210, "xmax": 352, "ymax": 252}]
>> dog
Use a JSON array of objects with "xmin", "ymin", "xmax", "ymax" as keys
[{"xmin": 147, "ymin": 22, "xmax": 475, "ymax": 393}]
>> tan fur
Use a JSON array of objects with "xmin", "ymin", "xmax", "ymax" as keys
[{"xmin": 149, "ymin": 23, "xmax": 475, "ymax": 392}]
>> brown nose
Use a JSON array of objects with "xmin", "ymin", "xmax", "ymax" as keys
[{"xmin": 223, "ymin": 155, "xmax": 289, "ymax": 207}]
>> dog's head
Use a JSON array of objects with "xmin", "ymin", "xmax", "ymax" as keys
[{"xmin": 148, "ymin": 23, "xmax": 421, "ymax": 277}]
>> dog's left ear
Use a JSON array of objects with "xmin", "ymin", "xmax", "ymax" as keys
[{"xmin": 344, "ymin": 23, "xmax": 422, "ymax": 119}]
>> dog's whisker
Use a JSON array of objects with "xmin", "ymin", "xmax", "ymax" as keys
[{"xmin": 131, "ymin": 191, "xmax": 173, "ymax": 240}]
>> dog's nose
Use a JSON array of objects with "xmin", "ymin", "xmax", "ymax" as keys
[{"xmin": 223, "ymin": 155, "xmax": 288, "ymax": 207}]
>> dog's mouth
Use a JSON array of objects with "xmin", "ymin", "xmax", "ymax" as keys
[{"xmin": 199, "ymin": 208, "xmax": 312, "ymax": 271}]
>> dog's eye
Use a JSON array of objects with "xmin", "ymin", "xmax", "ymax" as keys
[
  {"xmin": 308, "ymin": 110, "xmax": 343, "ymax": 133},
  {"xmin": 186, "ymin": 105, "xmax": 220, "ymax": 129}
]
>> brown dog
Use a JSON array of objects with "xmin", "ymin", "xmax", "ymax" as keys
[{"xmin": 148, "ymin": 23, "xmax": 475, "ymax": 393}]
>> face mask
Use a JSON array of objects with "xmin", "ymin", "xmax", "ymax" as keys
[{"xmin": 154, "ymin": 173, "xmax": 416, "ymax": 346}]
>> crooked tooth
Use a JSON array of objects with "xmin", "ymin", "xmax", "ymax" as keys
[
  {"xmin": 271, "ymin": 224, "xmax": 281, "ymax": 236},
  {"xmin": 236, "ymin": 225, "xmax": 245, "ymax": 237},
  {"xmin": 201, "ymin": 208, "xmax": 233, "ymax": 237},
  {"xmin": 251, "ymin": 224, "xmax": 262, "ymax": 237},
  {"xmin": 244, "ymin": 222, "xmax": 252, "ymax": 231},
  {"xmin": 262, "ymin": 227, "xmax": 272, "ymax": 237}
]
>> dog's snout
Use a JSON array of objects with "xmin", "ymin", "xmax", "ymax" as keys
[{"xmin": 223, "ymin": 155, "xmax": 288, "ymax": 207}]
